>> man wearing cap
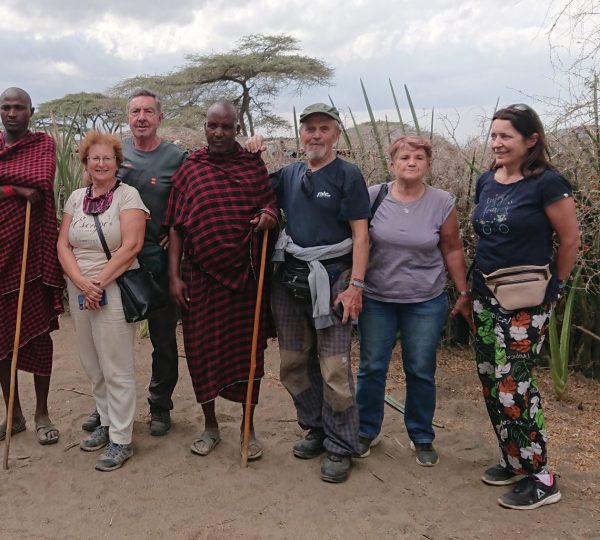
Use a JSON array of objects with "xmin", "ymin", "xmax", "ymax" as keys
[{"xmin": 270, "ymin": 103, "xmax": 370, "ymax": 483}]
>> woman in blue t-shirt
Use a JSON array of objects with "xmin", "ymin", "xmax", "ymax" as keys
[{"xmin": 471, "ymin": 104, "xmax": 580, "ymax": 510}]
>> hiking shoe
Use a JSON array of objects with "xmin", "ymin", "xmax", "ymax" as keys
[
  {"xmin": 410, "ymin": 441, "xmax": 439, "ymax": 466},
  {"xmin": 149, "ymin": 408, "xmax": 171, "ymax": 436},
  {"xmin": 357, "ymin": 434, "xmax": 382, "ymax": 458},
  {"xmin": 82, "ymin": 409, "xmax": 101, "ymax": 433},
  {"xmin": 320, "ymin": 453, "xmax": 352, "ymax": 483},
  {"xmin": 95, "ymin": 442, "xmax": 133, "ymax": 472},
  {"xmin": 482, "ymin": 465, "xmax": 526, "ymax": 486},
  {"xmin": 80, "ymin": 425, "xmax": 109, "ymax": 452},
  {"xmin": 293, "ymin": 428, "xmax": 325, "ymax": 459},
  {"xmin": 498, "ymin": 475, "xmax": 562, "ymax": 510}
]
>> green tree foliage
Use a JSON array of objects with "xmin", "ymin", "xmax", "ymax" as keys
[
  {"xmin": 34, "ymin": 92, "xmax": 127, "ymax": 134},
  {"xmin": 112, "ymin": 34, "xmax": 334, "ymax": 135}
]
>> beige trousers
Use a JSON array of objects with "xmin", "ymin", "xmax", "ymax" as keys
[{"xmin": 68, "ymin": 280, "xmax": 136, "ymax": 445}]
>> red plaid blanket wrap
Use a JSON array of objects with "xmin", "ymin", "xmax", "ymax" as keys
[
  {"xmin": 164, "ymin": 143, "xmax": 279, "ymax": 403},
  {"xmin": 0, "ymin": 131, "xmax": 65, "ymax": 374}
]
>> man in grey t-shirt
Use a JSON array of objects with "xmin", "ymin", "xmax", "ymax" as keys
[{"xmin": 81, "ymin": 89, "xmax": 186, "ymax": 437}]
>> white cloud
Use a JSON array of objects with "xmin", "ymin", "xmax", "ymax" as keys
[
  {"xmin": 41, "ymin": 61, "xmax": 82, "ymax": 77},
  {"xmin": 0, "ymin": 0, "xmax": 595, "ymax": 140}
]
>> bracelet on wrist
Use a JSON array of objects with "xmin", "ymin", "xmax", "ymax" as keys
[
  {"xmin": 558, "ymin": 280, "xmax": 566, "ymax": 290},
  {"xmin": 350, "ymin": 278, "xmax": 365, "ymax": 289},
  {"xmin": 2, "ymin": 185, "xmax": 16, "ymax": 198},
  {"xmin": 457, "ymin": 290, "xmax": 470, "ymax": 297}
]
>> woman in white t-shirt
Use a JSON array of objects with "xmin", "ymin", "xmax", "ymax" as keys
[
  {"xmin": 356, "ymin": 136, "xmax": 473, "ymax": 465},
  {"xmin": 57, "ymin": 130, "xmax": 148, "ymax": 472}
]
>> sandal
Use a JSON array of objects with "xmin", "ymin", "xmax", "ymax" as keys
[
  {"xmin": 240, "ymin": 433, "xmax": 263, "ymax": 461},
  {"xmin": 190, "ymin": 429, "xmax": 221, "ymax": 456},
  {"xmin": 35, "ymin": 423, "xmax": 60, "ymax": 445},
  {"xmin": 0, "ymin": 417, "xmax": 27, "ymax": 441}
]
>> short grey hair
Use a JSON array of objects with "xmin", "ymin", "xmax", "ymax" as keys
[{"xmin": 127, "ymin": 88, "xmax": 162, "ymax": 113}]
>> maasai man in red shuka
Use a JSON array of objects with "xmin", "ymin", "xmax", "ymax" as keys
[
  {"xmin": 0, "ymin": 87, "xmax": 65, "ymax": 445},
  {"xmin": 165, "ymin": 101, "xmax": 279, "ymax": 461}
]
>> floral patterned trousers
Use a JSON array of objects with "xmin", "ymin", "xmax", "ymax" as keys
[{"xmin": 473, "ymin": 293, "xmax": 552, "ymax": 475}]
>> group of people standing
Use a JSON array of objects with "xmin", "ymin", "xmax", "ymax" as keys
[{"xmin": 0, "ymin": 84, "xmax": 579, "ymax": 512}]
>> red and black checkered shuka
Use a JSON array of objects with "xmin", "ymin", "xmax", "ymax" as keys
[
  {"xmin": 0, "ymin": 132, "xmax": 65, "ymax": 375},
  {"xmin": 164, "ymin": 143, "xmax": 279, "ymax": 404}
]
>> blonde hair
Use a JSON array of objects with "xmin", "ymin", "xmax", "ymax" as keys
[
  {"xmin": 388, "ymin": 136, "xmax": 432, "ymax": 162},
  {"xmin": 79, "ymin": 130, "xmax": 124, "ymax": 167}
]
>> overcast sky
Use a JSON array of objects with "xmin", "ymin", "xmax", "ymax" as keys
[{"xmin": 0, "ymin": 0, "xmax": 585, "ymax": 140}]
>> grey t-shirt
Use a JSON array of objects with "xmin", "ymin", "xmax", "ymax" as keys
[
  {"xmin": 118, "ymin": 139, "xmax": 186, "ymax": 247},
  {"xmin": 365, "ymin": 183, "xmax": 454, "ymax": 303}
]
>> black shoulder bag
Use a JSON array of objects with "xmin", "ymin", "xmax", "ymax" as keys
[
  {"xmin": 369, "ymin": 182, "xmax": 389, "ymax": 227},
  {"xmin": 93, "ymin": 214, "xmax": 166, "ymax": 323}
]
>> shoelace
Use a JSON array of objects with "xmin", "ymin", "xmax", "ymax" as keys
[
  {"xmin": 104, "ymin": 442, "xmax": 121, "ymax": 458},
  {"xmin": 92, "ymin": 426, "xmax": 108, "ymax": 439}
]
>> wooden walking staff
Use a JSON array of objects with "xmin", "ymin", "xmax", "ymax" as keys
[
  {"xmin": 4, "ymin": 201, "xmax": 32, "ymax": 470},
  {"xmin": 241, "ymin": 228, "xmax": 269, "ymax": 467}
]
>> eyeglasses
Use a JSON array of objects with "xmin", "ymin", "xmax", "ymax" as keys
[
  {"xmin": 87, "ymin": 156, "xmax": 116, "ymax": 164},
  {"xmin": 301, "ymin": 168, "xmax": 314, "ymax": 197}
]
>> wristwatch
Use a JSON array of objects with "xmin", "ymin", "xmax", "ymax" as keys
[
  {"xmin": 458, "ymin": 291, "xmax": 470, "ymax": 297},
  {"xmin": 350, "ymin": 278, "xmax": 365, "ymax": 289}
]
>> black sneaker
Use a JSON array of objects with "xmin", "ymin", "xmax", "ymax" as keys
[
  {"xmin": 357, "ymin": 434, "xmax": 381, "ymax": 458},
  {"xmin": 498, "ymin": 475, "xmax": 562, "ymax": 510},
  {"xmin": 293, "ymin": 428, "xmax": 325, "ymax": 459},
  {"xmin": 95, "ymin": 441, "xmax": 133, "ymax": 472},
  {"xmin": 150, "ymin": 408, "xmax": 171, "ymax": 436},
  {"xmin": 482, "ymin": 465, "xmax": 526, "ymax": 486},
  {"xmin": 320, "ymin": 453, "xmax": 352, "ymax": 483},
  {"xmin": 410, "ymin": 441, "xmax": 439, "ymax": 466},
  {"xmin": 81, "ymin": 409, "xmax": 101, "ymax": 433}
]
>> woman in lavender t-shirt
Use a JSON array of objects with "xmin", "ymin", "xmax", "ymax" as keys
[{"xmin": 356, "ymin": 136, "xmax": 473, "ymax": 466}]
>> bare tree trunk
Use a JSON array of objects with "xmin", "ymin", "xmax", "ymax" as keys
[{"xmin": 239, "ymin": 85, "xmax": 254, "ymax": 136}]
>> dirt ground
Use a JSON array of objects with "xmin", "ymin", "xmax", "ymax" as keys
[{"xmin": 1, "ymin": 314, "xmax": 599, "ymax": 540}]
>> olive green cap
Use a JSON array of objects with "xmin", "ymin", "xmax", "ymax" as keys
[{"xmin": 299, "ymin": 102, "xmax": 341, "ymax": 123}]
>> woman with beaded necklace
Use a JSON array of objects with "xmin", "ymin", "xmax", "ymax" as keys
[{"xmin": 57, "ymin": 130, "xmax": 148, "ymax": 472}]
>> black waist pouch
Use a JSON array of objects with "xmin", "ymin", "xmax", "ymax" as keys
[
  {"xmin": 282, "ymin": 261, "xmax": 312, "ymax": 303},
  {"xmin": 280, "ymin": 254, "xmax": 351, "ymax": 304}
]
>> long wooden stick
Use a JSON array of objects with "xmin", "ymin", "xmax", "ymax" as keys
[
  {"xmin": 384, "ymin": 394, "xmax": 446, "ymax": 429},
  {"xmin": 4, "ymin": 201, "xmax": 32, "ymax": 470},
  {"xmin": 242, "ymin": 228, "xmax": 269, "ymax": 467}
]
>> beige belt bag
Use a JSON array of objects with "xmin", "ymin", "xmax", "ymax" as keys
[{"xmin": 482, "ymin": 264, "xmax": 551, "ymax": 311}]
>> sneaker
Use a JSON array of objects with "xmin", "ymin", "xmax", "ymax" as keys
[
  {"xmin": 357, "ymin": 434, "xmax": 382, "ymax": 458},
  {"xmin": 482, "ymin": 465, "xmax": 526, "ymax": 486},
  {"xmin": 80, "ymin": 426, "xmax": 109, "ymax": 452},
  {"xmin": 320, "ymin": 452, "xmax": 352, "ymax": 483},
  {"xmin": 293, "ymin": 428, "xmax": 325, "ymax": 459},
  {"xmin": 149, "ymin": 408, "xmax": 171, "ymax": 436},
  {"xmin": 81, "ymin": 409, "xmax": 101, "ymax": 433},
  {"xmin": 95, "ymin": 441, "xmax": 133, "ymax": 472},
  {"xmin": 410, "ymin": 440, "xmax": 439, "ymax": 467},
  {"xmin": 498, "ymin": 475, "xmax": 562, "ymax": 510}
]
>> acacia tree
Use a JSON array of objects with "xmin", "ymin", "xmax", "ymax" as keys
[
  {"xmin": 34, "ymin": 92, "xmax": 127, "ymax": 133},
  {"xmin": 112, "ymin": 34, "xmax": 334, "ymax": 135}
]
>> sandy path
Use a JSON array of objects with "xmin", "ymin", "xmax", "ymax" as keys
[{"xmin": 1, "ymin": 314, "xmax": 599, "ymax": 539}]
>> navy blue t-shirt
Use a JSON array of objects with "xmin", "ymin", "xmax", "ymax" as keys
[
  {"xmin": 271, "ymin": 158, "xmax": 370, "ymax": 247},
  {"xmin": 471, "ymin": 168, "xmax": 573, "ymax": 301}
]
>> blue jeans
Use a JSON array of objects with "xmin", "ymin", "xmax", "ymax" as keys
[{"xmin": 357, "ymin": 293, "xmax": 448, "ymax": 443}]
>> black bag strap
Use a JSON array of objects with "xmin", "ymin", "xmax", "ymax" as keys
[
  {"xmin": 93, "ymin": 214, "xmax": 113, "ymax": 261},
  {"xmin": 369, "ymin": 182, "xmax": 389, "ymax": 227},
  {"xmin": 466, "ymin": 259, "xmax": 475, "ymax": 281}
]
